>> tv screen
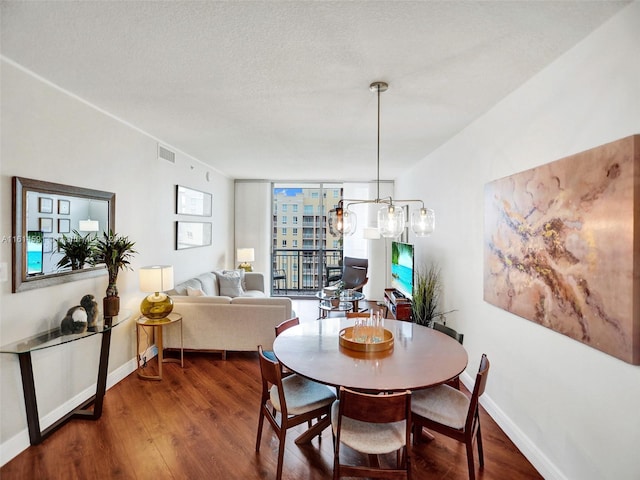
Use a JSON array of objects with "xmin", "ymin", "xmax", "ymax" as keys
[
  {"xmin": 391, "ymin": 241, "xmax": 414, "ymax": 299},
  {"xmin": 27, "ymin": 231, "xmax": 43, "ymax": 275}
]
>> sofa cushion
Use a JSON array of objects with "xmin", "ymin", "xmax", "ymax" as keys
[
  {"xmin": 171, "ymin": 277, "xmax": 204, "ymax": 296},
  {"xmin": 214, "ymin": 270, "xmax": 245, "ymax": 297},
  {"xmin": 196, "ymin": 272, "xmax": 218, "ymax": 296},
  {"xmin": 187, "ymin": 286, "xmax": 205, "ymax": 296}
]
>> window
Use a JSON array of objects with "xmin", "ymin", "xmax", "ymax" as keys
[
  {"xmin": 311, "ymin": 192, "xmax": 319, "ymax": 198},
  {"xmin": 292, "ymin": 228, "xmax": 298, "ymax": 235},
  {"xmin": 293, "ymin": 204, "xmax": 298, "ymax": 212},
  {"xmin": 282, "ymin": 228, "xmax": 287, "ymax": 235},
  {"xmin": 282, "ymin": 240, "xmax": 287, "ymax": 247},
  {"xmin": 282, "ymin": 216, "xmax": 287, "ymax": 224},
  {"xmin": 293, "ymin": 240, "xmax": 298, "ymax": 248},
  {"xmin": 282, "ymin": 204, "xmax": 288, "ymax": 212},
  {"xmin": 304, "ymin": 205, "xmax": 314, "ymax": 214},
  {"xmin": 293, "ymin": 216, "xmax": 298, "ymax": 225}
]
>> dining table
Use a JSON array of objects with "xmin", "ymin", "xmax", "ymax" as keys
[{"xmin": 272, "ymin": 316, "xmax": 468, "ymax": 443}]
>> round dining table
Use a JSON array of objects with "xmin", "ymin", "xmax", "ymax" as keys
[{"xmin": 273, "ymin": 317, "xmax": 468, "ymax": 393}]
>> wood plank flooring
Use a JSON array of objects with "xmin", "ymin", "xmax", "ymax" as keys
[{"xmin": 1, "ymin": 300, "xmax": 543, "ymax": 480}]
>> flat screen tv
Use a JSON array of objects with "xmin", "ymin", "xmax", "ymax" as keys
[
  {"xmin": 26, "ymin": 230, "xmax": 43, "ymax": 275},
  {"xmin": 391, "ymin": 241, "xmax": 414, "ymax": 299}
]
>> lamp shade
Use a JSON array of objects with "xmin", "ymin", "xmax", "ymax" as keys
[
  {"xmin": 78, "ymin": 219, "xmax": 99, "ymax": 232},
  {"xmin": 236, "ymin": 248, "xmax": 255, "ymax": 263},
  {"xmin": 378, "ymin": 205, "xmax": 405, "ymax": 238},
  {"xmin": 139, "ymin": 265, "xmax": 174, "ymax": 319},
  {"xmin": 411, "ymin": 208, "xmax": 435, "ymax": 237}
]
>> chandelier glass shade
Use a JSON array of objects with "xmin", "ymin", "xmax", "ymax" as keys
[{"xmin": 328, "ymin": 81, "xmax": 435, "ymax": 239}]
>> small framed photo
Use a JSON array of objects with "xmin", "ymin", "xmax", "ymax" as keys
[
  {"xmin": 58, "ymin": 199, "xmax": 70, "ymax": 215},
  {"xmin": 39, "ymin": 197, "xmax": 53, "ymax": 214},
  {"xmin": 43, "ymin": 237, "xmax": 53, "ymax": 253},
  {"xmin": 40, "ymin": 217, "xmax": 53, "ymax": 233},
  {"xmin": 58, "ymin": 218, "xmax": 70, "ymax": 233}
]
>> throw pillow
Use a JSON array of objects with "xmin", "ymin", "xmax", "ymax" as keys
[
  {"xmin": 214, "ymin": 270, "xmax": 245, "ymax": 297},
  {"xmin": 186, "ymin": 286, "xmax": 205, "ymax": 297},
  {"xmin": 223, "ymin": 269, "xmax": 246, "ymax": 291}
]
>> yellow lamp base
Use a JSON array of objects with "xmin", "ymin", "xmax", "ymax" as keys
[
  {"xmin": 238, "ymin": 263, "xmax": 253, "ymax": 272},
  {"xmin": 140, "ymin": 292, "xmax": 174, "ymax": 320}
]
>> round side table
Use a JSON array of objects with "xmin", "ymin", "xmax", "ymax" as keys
[{"xmin": 136, "ymin": 312, "xmax": 183, "ymax": 381}]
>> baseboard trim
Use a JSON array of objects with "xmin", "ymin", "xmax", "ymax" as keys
[
  {"xmin": 460, "ymin": 372, "xmax": 567, "ymax": 480},
  {"xmin": 0, "ymin": 358, "xmax": 137, "ymax": 467}
]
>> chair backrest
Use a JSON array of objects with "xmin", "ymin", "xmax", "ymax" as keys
[
  {"xmin": 257, "ymin": 345, "xmax": 291, "ymax": 417},
  {"xmin": 337, "ymin": 387, "xmax": 411, "ymax": 425},
  {"xmin": 275, "ymin": 317, "xmax": 299, "ymax": 337},
  {"xmin": 433, "ymin": 321, "xmax": 464, "ymax": 344},
  {"xmin": 464, "ymin": 354, "xmax": 490, "ymax": 432},
  {"xmin": 342, "ymin": 257, "xmax": 369, "ymax": 290}
]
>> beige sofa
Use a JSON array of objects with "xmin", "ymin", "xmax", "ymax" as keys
[{"xmin": 162, "ymin": 271, "xmax": 293, "ymax": 358}]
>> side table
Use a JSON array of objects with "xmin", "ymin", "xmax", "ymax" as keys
[{"xmin": 136, "ymin": 312, "xmax": 183, "ymax": 381}]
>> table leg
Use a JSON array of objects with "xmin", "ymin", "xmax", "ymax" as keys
[
  {"xmin": 157, "ymin": 325, "xmax": 163, "ymax": 379},
  {"xmin": 18, "ymin": 352, "xmax": 42, "ymax": 445}
]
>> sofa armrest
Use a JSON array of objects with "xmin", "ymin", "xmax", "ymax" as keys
[{"xmin": 244, "ymin": 272, "xmax": 265, "ymax": 293}]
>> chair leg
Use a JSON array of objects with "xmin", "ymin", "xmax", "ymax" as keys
[
  {"xmin": 276, "ymin": 429, "xmax": 286, "ymax": 480},
  {"xmin": 256, "ymin": 407, "xmax": 265, "ymax": 452},
  {"xmin": 476, "ymin": 420, "xmax": 484, "ymax": 468},
  {"xmin": 465, "ymin": 439, "xmax": 476, "ymax": 480}
]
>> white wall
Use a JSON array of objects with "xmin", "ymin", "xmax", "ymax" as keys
[
  {"xmin": 396, "ymin": 3, "xmax": 640, "ymax": 479},
  {"xmin": 0, "ymin": 60, "xmax": 234, "ymax": 463}
]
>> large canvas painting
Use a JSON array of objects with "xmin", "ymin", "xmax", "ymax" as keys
[{"xmin": 484, "ymin": 135, "xmax": 639, "ymax": 364}]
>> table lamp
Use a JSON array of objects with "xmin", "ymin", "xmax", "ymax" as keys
[
  {"xmin": 237, "ymin": 248, "xmax": 255, "ymax": 272},
  {"xmin": 139, "ymin": 265, "xmax": 174, "ymax": 319}
]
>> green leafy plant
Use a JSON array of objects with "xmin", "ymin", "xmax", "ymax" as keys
[
  {"xmin": 94, "ymin": 230, "xmax": 137, "ymax": 296},
  {"xmin": 412, "ymin": 263, "xmax": 447, "ymax": 327},
  {"xmin": 55, "ymin": 230, "xmax": 97, "ymax": 271}
]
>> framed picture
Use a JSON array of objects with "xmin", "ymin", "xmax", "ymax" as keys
[
  {"xmin": 175, "ymin": 221, "xmax": 212, "ymax": 250},
  {"xmin": 58, "ymin": 199, "xmax": 70, "ymax": 215},
  {"xmin": 39, "ymin": 197, "xmax": 53, "ymax": 214},
  {"xmin": 58, "ymin": 218, "xmax": 70, "ymax": 234},
  {"xmin": 39, "ymin": 217, "xmax": 53, "ymax": 233},
  {"xmin": 176, "ymin": 185, "xmax": 212, "ymax": 216},
  {"xmin": 43, "ymin": 237, "xmax": 53, "ymax": 254}
]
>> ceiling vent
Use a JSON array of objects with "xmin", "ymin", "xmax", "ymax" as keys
[{"xmin": 158, "ymin": 144, "xmax": 176, "ymax": 164}]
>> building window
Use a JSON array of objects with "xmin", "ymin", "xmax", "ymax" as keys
[
  {"xmin": 292, "ymin": 204, "xmax": 298, "ymax": 212},
  {"xmin": 282, "ymin": 216, "xmax": 287, "ymax": 224},
  {"xmin": 293, "ymin": 240, "xmax": 298, "ymax": 248},
  {"xmin": 282, "ymin": 240, "xmax": 287, "ymax": 247},
  {"xmin": 292, "ymin": 228, "xmax": 298, "ymax": 235},
  {"xmin": 293, "ymin": 216, "xmax": 298, "ymax": 225},
  {"xmin": 282, "ymin": 228, "xmax": 287, "ymax": 235},
  {"xmin": 282, "ymin": 204, "xmax": 288, "ymax": 212}
]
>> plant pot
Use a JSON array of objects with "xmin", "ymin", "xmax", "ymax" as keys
[{"xmin": 103, "ymin": 295, "xmax": 120, "ymax": 318}]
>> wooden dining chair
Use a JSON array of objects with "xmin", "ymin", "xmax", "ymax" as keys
[
  {"xmin": 256, "ymin": 345, "xmax": 336, "ymax": 480},
  {"xmin": 411, "ymin": 354, "xmax": 490, "ymax": 480},
  {"xmin": 432, "ymin": 321, "xmax": 464, "ymax": 389},
  {"xmin": 332, "ymin": 386, "xmax": 412, "ymax": 480},
  {"xmin": 275, "ymin": 316, "xmax": 299, "ymax": 337}
]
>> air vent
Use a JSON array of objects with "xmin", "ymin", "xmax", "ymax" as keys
[{"xmin": 158, "ymin": 144, "xmax": 176, "ymax": 164}]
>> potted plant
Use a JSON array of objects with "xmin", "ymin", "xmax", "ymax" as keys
[
  {"xmin": 412, "ymin": 263, "xmax": 444, "ymax": 327},
  {"xmin": 94, "ymin": 230, "xmax": 137, "ymax": 317},
  {"xmin": 55, "ymin": 230, "xmax": 96, "ymax": 271}
]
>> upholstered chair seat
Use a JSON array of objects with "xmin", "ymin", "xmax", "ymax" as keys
[
  {"xmin": 331, "ymin": 400, "xmax": 407, "ymax": 455},
  {"xmin": 271, "ymin": 375, "xmax": 336, "ymax": 415},
  {"xmin": 411, "ymin": 384, "xmax": 470, "ymax": 429}
]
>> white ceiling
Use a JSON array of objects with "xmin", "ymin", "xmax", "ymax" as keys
[{"xmin": 0, "ymin": 1, "xmax": 630, "ymax": 181}]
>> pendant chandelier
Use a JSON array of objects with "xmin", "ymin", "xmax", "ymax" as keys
[{"xmin": 328, "ymin": 81, "xmax": 435, "ymax": 239}]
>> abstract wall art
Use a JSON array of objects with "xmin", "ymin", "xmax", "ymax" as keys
[{"xmin": 484, "ymin": 135, "xmax": 639, "ymax": 364}]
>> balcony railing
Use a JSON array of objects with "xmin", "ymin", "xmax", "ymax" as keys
[{"xmin": 272, "ymin": 248, "xmax": 342, "ymax": 296}]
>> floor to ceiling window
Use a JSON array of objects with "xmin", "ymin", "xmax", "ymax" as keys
[{"xmin": 271, "ymin": 183, "xmax": 342, "ymax": 296}]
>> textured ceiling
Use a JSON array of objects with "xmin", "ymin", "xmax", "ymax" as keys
[{"xmin": 0, "ymin": 1, "xmax": 630, "ymax": 181}]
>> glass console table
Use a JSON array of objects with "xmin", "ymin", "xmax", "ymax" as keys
[
  {"xmin": 0, "ymin": 312, "xmax": 128, "ymax": 445},
  {"xmin": 315, "ymin": 290, "xmax": 365, "ymax": 319}
]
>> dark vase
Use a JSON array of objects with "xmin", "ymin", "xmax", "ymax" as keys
[
  {"xmin": 103, "ymin": 295, "xmax": 120, "ymax": 318},
  {"xmin": 103, "ymin": 275, "xmax": 120, "ymax": 317}
]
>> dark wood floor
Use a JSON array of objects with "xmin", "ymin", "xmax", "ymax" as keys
[{"xmin": 1, "ymin": 347, "xmax": 542, "ymax": 480}]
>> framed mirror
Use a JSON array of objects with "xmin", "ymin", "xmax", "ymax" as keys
[{"xmin": 12, "ymin": 177, "xmax": 116, "ymax": 293}]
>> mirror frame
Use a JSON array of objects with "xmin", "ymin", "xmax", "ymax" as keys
[{"xmin": 12, "ymin": 176, "xmax": 116, "ymax": 293}]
